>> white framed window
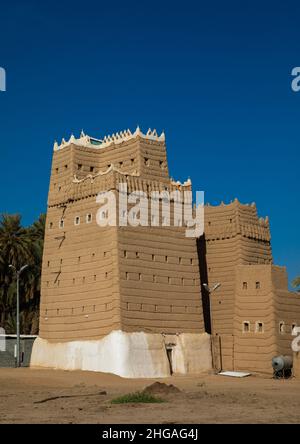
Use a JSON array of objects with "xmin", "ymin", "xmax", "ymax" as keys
[
  {"xmin": 243, "ymin": 321, "xmax": 250, "ymax": 333},
  {"xmin": 59, "ymin": 219, "xmax": 64, "ymax": 229},
  {"xmin": 74, "ymin": 216, "xmax": 80, "ymax": 226},
  {"xmin": 279, "ymin": 321, "xmax": 285, "ymax": 334},
  {"xmin": 86, "ymin": 213, "xmax": 92, "ymax": 223},
  {"xmin": 255, "ymin": 321, "xmax": 264, "ymax": 333},
  {"xmin": 292, "ymin": 323, "xmax": 297, "ymax": 334}
]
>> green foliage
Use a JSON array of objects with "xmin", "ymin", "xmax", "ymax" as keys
[
  {"xmin": 0, "ymin": 213, "xmax": 45, "ymax": 334},
  {"xmin": 111, "ymin": 391, "xmax": 165, "ymax": 404},
  {"xmin": 292, "ymin": 276, "xmax": 300, "ymax": 291}
]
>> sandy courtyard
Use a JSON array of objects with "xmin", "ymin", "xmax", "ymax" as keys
[{"xmin": 0, "ymin": 368, "xmax": 299, "ymax": 424}]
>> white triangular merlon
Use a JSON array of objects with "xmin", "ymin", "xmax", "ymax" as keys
[{"xmin": 54, "ymin": 127, "xmax": 165, "ymax": 151}]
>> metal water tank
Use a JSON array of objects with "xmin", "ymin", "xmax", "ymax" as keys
[{"xmin": 272, "ymin": 355, "xmax": 293, "ymax": 373}]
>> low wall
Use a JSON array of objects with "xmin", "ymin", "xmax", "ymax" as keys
[
  {"xmin": 31, "ymin": 330, "xmax": 212, "ymax": 378},
  {"xmin": 0, "ymin": 335, "xmax": 37, "ymax": 367}
]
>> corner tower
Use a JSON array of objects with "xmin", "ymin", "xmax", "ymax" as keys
[{"xmin": 31, "ymin": 127, "xmax": 212, "ymax": 377}]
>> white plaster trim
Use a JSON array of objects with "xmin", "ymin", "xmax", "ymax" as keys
[
  {"xmin": 31, "ymin": 331, "xmax": 212, "ymax": 378},
  {"xmin": 54, "ymin": 127, "xmax": 165, "ymax": 152}
]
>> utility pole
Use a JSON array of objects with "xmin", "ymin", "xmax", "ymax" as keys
[{"xmin": 9, "ymin": 264, "xmax": 28, "ymax": 367}]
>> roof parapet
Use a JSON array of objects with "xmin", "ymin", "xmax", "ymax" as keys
[{"xmin": 53, "ymin": 126, "xmax": 165, "ymax": 151}]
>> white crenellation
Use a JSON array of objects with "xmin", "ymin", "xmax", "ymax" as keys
[{"xmin": 53, "ymin": 126, "xmax": 165, "ymax": 151}]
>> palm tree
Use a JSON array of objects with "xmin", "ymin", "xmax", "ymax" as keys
[
  {"xmin": 0, "ymin": 214, "xmax": 32, "ymax": 326},
  {"xmin": 292, "ymin": 276, "xmax": 300, "ymax": 292},
  {"xmin": 0, "ymin": 213, "xmax": 45, "ymax": 333},
  {"xmin": 23, "ymin": 214, "xmax": 45, "ymax": 333}
]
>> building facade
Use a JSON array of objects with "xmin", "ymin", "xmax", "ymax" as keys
[{"xmin": 31, "ymin": 127, "xmax": 300, "ymax": 376}]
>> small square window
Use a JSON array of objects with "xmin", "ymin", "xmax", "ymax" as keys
[
  {"xmin": 49, "ymin": 222, "xmax": 53, "ymax": 229},
  {"xmin": 256, "ymin": 281, "xmax": 260, "ymax": 289},
  {"xmin": 144, "ymin": 157, "xmax": 149, "ymax": 166},
  {"xmin": 292, "ymin": 323, "xmax": 297, "ymax": 334},
  {"xmin": 131, "ymin": 158, "xmax": 135, "ymax": 165},
  {"xmin": 64, "ymin": 164, "xmax": 68, "ymax": 170},
  {"xmin": 279, "ymin": 322, "xmax": 285, "ymax": 334},
  {"xmin": 77, "ymin": 164, "xmax": 82, "ymax": 170},
  {"xmin": 74, "ymin": 216, "xmax": 80, "ymax": 226},
  {"xmin": 90, "ymin": 166, "xmax": 94, "ymax": 173},
  {"xmin": 59, "ymin": 219, "xmax": 64, "ymax": 229},
  {"xmin": 86, "ymin": 214, "xmax": 92, "ymax": 223},
  {"xmin": 243, "ymin": 282, "xmax": 248, "ymax": 290},
  {"xmin": 55, "ymin": 167, "xmax": 59, "ymax": 174}
]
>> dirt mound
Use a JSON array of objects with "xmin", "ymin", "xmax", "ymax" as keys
[{"xmin": 143, "ymin": 382, "xmax": 181, "ymax": 395}]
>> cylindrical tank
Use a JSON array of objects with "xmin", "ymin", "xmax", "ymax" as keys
[{"xmin": 272, "ymin": 355, "xmax": 293, "ymax": 372}]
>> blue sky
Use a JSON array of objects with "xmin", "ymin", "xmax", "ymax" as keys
[{"xmin": 0, "ymin": 0, "xmax": 299, "ymax": 283}]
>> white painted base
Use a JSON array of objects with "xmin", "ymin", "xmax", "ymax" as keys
[{"xmin": 30, "ymin": 330, "xmax": 212, "ymax": 378}]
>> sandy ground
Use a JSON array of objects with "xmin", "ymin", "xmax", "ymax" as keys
[{"xmin": 0, "ymin": 368, "xmax": 299, "ymax": 424}]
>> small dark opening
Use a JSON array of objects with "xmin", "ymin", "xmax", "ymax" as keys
[{"xmin": 166, "ymin": 347, "xmax": 173, "ymax": 375}]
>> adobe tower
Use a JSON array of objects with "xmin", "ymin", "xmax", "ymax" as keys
[{"xmin": 31, "ymin": 127, "xmax": 212, "ymax": 377}]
